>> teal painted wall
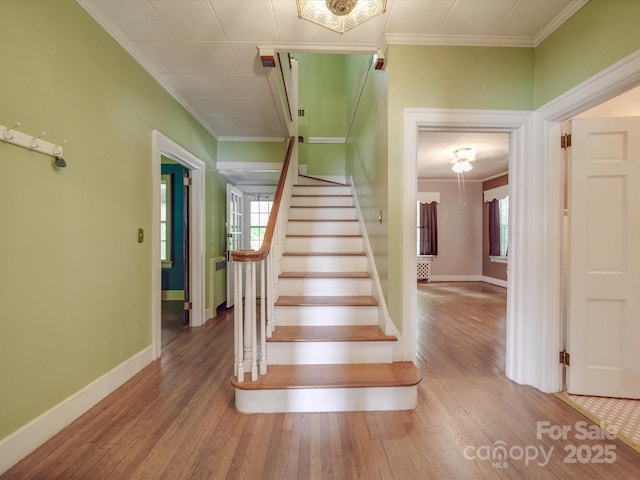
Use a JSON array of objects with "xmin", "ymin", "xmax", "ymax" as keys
[
  {"xmin": 0, "ymin": 1, "xmax": 223, "ymax": 441},
  {"xmin": 535, "ymin": 0, "xmax": 640, "ymax": 107},
  {"xmin": 161, "ymin": 163, "xmax": 187, "ymax": 292}
]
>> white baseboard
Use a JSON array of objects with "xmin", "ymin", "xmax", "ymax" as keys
[
  {"xmin": 482, "ymin": 276, "xmax": 508, "ymax": 288},
  {"xmin": 0, "ymin": 346, "xmax": 154, "ymax": 475},
  {"xmin": 428, "ymin": 275, "xmax": 483, "ymax": 282},
  {"xmin": 205, "ymin": 307, "xmax": 212, "ymax": 322}
]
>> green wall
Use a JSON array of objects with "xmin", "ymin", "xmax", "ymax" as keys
[
  {"xmin": 383, "ymin": 44, "xmax": 534, "ymax": 329},
  {"xmin": 0, "ymin": 1, "xmax": 222, "ymax": 441},
  {"xmin": 217, "ymin": 141, "xmax": 288, "ymax": 164},
  {"xmin": 297, "ymin": 54, "xmax": 348, "ymax": 177},
  {"xmin": 535, "ymin": 0, "xmax": 640, "ymax": 107},
  {"xmin": 345, "ymin": 56, "xmax": 389, "ymax": 304}
]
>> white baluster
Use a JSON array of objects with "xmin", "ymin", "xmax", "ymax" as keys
[
  {"xmin": 260, "ymin": 259, "xmax": 267, "ymax": 375},
  {"xmin": 234, "ymin": 262, "xmax": 244, "ymax": 382},
  {"xmin": 245, "ymin": 262, "xmax": 258, "ymax": 381}
]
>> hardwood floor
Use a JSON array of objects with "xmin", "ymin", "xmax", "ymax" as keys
[{"xmin": 3, "ymin": 285, "xmax": 640, "ymax": 479}]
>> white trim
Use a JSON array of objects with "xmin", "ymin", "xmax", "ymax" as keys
[
  {"xmin": 385, "ymin": 33, "xmax": 535, "ymax": 48},
  {"xmin": 483, "ymin": 185, "xmax": 509, "ymax": 202},
  {"xmin": 349, "ymin": 177, "xmax": 403, "ymax": 360},
  {"xmin": 308, "ymin": 137, "xmax": 347, "ymax": 144},
  {"xmin": 489, "ymin": 256, "xmax": 508, "ymax": 264},
  {"xmin": 416, "ymin": 192, "xmax": 440, "ymax": 204},
  {"xmin": 216, "ymin": 161, "xmax": 283, "ymax": 172},
  {"xmin": 533, "ymin": 1, "xmax": 589, "ymax": 47},
  {"xmin": 217, "ymin": 136, "xmax": 286, "ymax": 143},
  {"xmin": 535, "ymin": 49, "xmax": 640, "ymax": 394},
  {"xmin": 0, "ymin": 346, "xmax": 153, "ymax": 476},
  {"xmin": 152, "ymin": 130, "xmax": 206, "ymax": 360},
  {"xmin": 404, "ymin": 108, "xmax": 532, "ymax": 386},
  {"xmin": 482, "ymin": 276, "xmax": 508, "ymax": 288},
  {"xmin": 429, "ymin": 275, "xmax": 483, "ymax": 282}
]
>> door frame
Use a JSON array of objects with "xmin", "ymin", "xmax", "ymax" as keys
[
  {"xmin": 152, "ymin": 130, "xmax": 206, "ymax": 360},
  {"xmin": 403, "ymin": 108, "xmax": 532, "ymax": 380},
  {"xmin": 538, "ymin": 49, "xmax": 640, "ymax": 392}
]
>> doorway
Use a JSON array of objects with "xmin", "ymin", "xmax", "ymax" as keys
[
  {"xmin": 403, "ymin": 108, "xmax": 531, "ymax": 382},
  {"xmin": 152, "ymin": 130, "xmax": 206, "ymax": 360}
]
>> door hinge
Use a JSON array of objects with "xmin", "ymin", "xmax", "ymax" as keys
[
  {"xmin": 561, "ymin": 134, "xmax": 572, "ymax": 149},
  {"xmin": 559, "ymin": 350, "xmax": 570, "ymax": 366},
  {"xmin": 184, "ymin": 301, "xmax": 192, "ymax": 311},
  {"xmin": 184, "ymin": 177, "xmax": 192, "ymax": 186}
]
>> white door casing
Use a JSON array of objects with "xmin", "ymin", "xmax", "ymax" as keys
[
  {"xmin": 567, "ymin": 116, "xmax": 640, "ymax": 398},
  {"xmin": 226, "ymin": 184, "xmax": 243, "ymax": 308},
  {"xmin": 152, "ymin": 130, "xmax": 206, "ymax": 360}
]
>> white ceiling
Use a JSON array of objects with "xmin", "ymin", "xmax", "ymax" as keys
[
  {"xmin": 417, "ymin": 131, "xmax": 509, "ymax": 180},
  {"xmin": 78, "ymin": 0, "xmax": 588, "ymax": 180}
]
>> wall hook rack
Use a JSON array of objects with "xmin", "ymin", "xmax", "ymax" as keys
[{"xmin": 1, "ymin": 122, "xmax": 65, "ymax": 158}]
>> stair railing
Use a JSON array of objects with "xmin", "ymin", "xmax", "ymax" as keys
[{"xmin": 231, "ymin": 136, "xmax": 296, "ymax": 382}]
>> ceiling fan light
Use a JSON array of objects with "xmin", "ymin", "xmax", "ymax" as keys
[{"xmin": 451, "ymin": 160, "xmax": 472, "ymax": 173}]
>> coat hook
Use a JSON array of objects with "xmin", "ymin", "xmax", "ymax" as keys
[
  {"xmin": 30, "ymin": 131, "xmax": 46, "ymax": 149},
  {"xmin": 52, "ymin": 139, "xmax": 67, "ymax": 156},
  {"xmin": 2, "ymin": 121, "xmax": 21, "ymax": 141}
]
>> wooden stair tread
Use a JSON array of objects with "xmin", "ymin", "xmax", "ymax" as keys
[
  {"xmin": 282, "ymin": 252, "xmax": 366, "ymax": 257},
  {"xmin": 292, "ymin": 194, "xmax": 352, "ymax": 198},
  {"xmin": 268, "ymin": 325, "xmax": 396, "ymax": 342},
  {"xmin": 290, "ymin": 205, "xmax": 354, "ymax": 209},
  {"xmin": 280, "ymin": 272, "xmax": 370, "ymax": 279},
  {"xmin": 288, "ymin": 219, "xmax": 358, "ymax": 222},
  {"xmin": 286, "ymin": 234, "xmax": 361, "ymax": 238},
  {"xmin": 276, "ymin": 296, "xmax": 378, "ymax": 306},
  {"xmin": 231, "ymin": 362, "xmax": 422, "ymax": 390}
]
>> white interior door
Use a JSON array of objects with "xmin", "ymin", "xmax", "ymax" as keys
[
  {"xmin": 226, "ymin": 184, "xmax": 243, "ymax": 308},
  {"xmin": 567, "ymin": 116, "xmax": 640, "ymax": 398}
]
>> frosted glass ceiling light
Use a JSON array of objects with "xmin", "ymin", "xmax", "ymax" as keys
[
  {"xmin": 451, "ymin": 147, "xmax": 476, "ymax": 173},
  {"xmin": 296, "ymin": 0, "xmax": 387, "ymax": 34}
]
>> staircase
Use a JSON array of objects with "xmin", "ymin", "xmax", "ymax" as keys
[{"xmin": 232, "ymin": 176, "xmax": 421, "ymax": 413}]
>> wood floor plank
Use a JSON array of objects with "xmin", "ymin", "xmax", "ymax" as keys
[{"xmin": 4, "ymin": 286, "xmax": 640, "ymax": 479}]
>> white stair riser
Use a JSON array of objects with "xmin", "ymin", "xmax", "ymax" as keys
[
  {"xmin": 287, "ymin": 221, "xmax": 360, "ymax": 236},
  {"xmin": 235, "ymin": 386, "xmax": 418, "ymax": 413},
  {"xmin": 293, "ymin": 185, "xmax": 351, "ymax": 196},
  {"xmin": 289, "ymin": 207, "xmax": 357, "ymax": 220},
  {"xmin": 278, "ymin": 278, "xmax": 372, "ymax": 296},
  {"xmin": 282, "ymin": 255, "xmax": 367, "ymax": 272},
  {"xmin": 267, "ymin": 341, "xmax": 394, "ymax": 365},
  {"xmin": 291, "ymin": 196, "xmax": 353, "ymax": 207},
  {"xmin": 274, "ymin": 305, "xmax": 378, "ymax": 326},
  {"xmin": 285, "ymin": 236, "xmax": 363, "ymax": 253}
]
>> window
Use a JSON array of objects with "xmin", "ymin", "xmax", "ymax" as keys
[
  {"xmin": 488, "ymin": 195, "xmax": 508, "ymax": 262},
  {"xmin": 250, "ymin": 199, "xmax": 273, "ymax": 250},
  {"xmin": 417, "ymin": 201, "xmax": 438, "ymax": 257},
  {"xmin": 498, "ymin": 196, "xmax": 508, "ymax": 257},
  {"xmin": 160, "ymin": 174, "xmax": 172, "ymax": 266}
]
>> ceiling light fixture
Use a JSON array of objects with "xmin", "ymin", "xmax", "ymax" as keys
[
  {"xmin": 296, "ymin": 0, "xmax": 387, "ymax": 35},
  {"xmin": 451, "ymin": 148, "xmax": 475, "ymax": 205},
  {"xmin": 451, "ymin": 147, "xmax": 475, "ymax": 173}
]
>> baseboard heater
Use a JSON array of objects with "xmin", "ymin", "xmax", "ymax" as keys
[{"xmin": 417, "ymin": 259, "xmax": 431, "ymax": 281}]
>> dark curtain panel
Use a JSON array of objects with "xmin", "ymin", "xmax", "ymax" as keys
[
  {"xmin": 419, "ymin": 202, "xmax": 438, "ymax": 256},
  {"xmin": 488, "ymin": 199, "xmax": 501, "ymax": 257}
]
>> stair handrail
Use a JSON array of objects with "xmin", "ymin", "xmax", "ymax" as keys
[
  {"xmin": 230, "ymin": 135, "xmax": 295, "ymax": 263},
  {"xmin": 230, "ymin": 135, "xmax": 296, "ymax": 383}
]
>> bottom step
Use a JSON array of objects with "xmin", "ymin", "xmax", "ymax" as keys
[{"xmin": 232, "ymin": 362, "xmax": 422, "ymax": 413}]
